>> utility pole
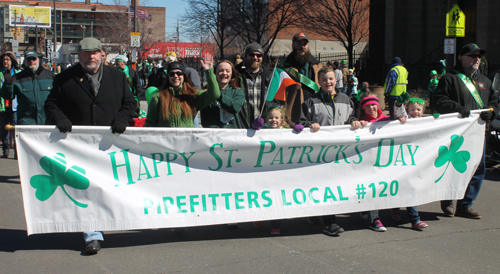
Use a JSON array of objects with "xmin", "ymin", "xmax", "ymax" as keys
[
  {"xmin": 60, "ymin": 10, "xmax": 63, "ymax": 43},
  {"xmin": 35, "ymin": 26, "xmax": 38, "ymax": 53},
  {"xmin": 172, "ymin": 21, "xmax": 180, "ymax": 55},
  {"xmin": 133, "ymin": 0, "xmax": 138, "ymax": 32},
  {"xmin": 13, "ymin": 10, "xmax": 17, "ymax": 40},
  {"xmin": 53, "ymin": 0, "xmax": 57, "ymax": 67}
]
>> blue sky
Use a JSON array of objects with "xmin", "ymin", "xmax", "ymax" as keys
[{"xmin": 91, "ymin": 0, "xmax": 187, "ymax": 41}]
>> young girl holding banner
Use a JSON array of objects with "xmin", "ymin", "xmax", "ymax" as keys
[
  {"xmin": 252, "ymin": 106, "xmax": 294, "ymax": 234},
  {"xmin": 391, "ymin": 97, "xmax": 429, "ymax": 230},
  {"xmin": 351, "ymin": 92, "xmax": 391, "ymax": 232}
]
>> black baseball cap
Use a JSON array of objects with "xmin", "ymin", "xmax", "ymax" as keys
[
  {"xmin": 293, "ymin": 32, "xmax": 309, "ymax": 43},
  {"xmin": 460, "ymin": 43, "xmax": 486, "ymax": 56}
]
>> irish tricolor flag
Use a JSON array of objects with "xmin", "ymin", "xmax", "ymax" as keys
[{"xmin": 265, "ymin": 68, "xmax": 299, "ymax": 101}]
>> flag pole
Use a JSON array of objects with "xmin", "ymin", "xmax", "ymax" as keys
[{"xmin": 260, "ymin": 60, "xmax": 279, "ymax": 116}]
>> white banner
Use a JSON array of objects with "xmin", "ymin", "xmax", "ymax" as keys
[{"xmin": 17, "ymin": 113, "xmax": 485, "ymax": 235}]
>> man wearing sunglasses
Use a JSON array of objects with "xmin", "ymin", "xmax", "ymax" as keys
[
  {"xmin": 235, "ymin": 43, "xmax": 271, "ymax": 129},
  {"xmin": 434, "ymin": 43, "xmax": 499, "ymax": 219},
  {"xmin": 45, "ymin": 37, "xmax": 137, "ymax": 255}
]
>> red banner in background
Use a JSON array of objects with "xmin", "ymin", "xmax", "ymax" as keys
[{"xmin": 142, "ymin": 42, "xmax": 216, "ymax": 60}]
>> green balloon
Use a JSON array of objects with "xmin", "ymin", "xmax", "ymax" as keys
[{"xmin": 145, "ymin": 87, "xmax": 159, "ymax": 105}]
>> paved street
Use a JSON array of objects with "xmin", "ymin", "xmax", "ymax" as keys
[{"xmin": 1, "ymin": 148, "xmax": 500, "ymax": 274}]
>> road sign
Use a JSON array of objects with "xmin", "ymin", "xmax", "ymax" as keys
[
  {"xmin": 131, "ymin": 32, "xmax": 140, "ymax": 48},
  {"xmin": 132, "ymin": 48, "xmax": 137, "ymax": 62},
  {"xmin": 444, "ymin": 38, "xmax": 455, "ymax": 54},
  {"xmin": 446, "ymin": 4, "xmax": 465, "ymax": 37},
  {"xmin": 48, "ymin": 52, "xmax": 59, "ymax": 60},
  {"xmin": 12, "ymin": 40, "xmax": 18, "ymax": 53}
]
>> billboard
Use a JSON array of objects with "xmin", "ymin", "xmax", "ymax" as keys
[
  {"xmin": 9, "ymin": 6, "xmax": 51, "ymax": 28},
  {"xmin": 142, "ymin": 42, "xmax": 216, "ymax": 60}
]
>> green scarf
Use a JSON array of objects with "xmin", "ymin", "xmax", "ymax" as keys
[
  {"xmin": 454, "ymin": 70, "xmax": 484, "ymax": 108},
  {"xmin": 283, "ymin": 67, "xmax": 319, "ymax": 93}
]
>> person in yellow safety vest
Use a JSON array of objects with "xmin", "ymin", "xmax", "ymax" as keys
[{"xmin": 384, "ymin": 57, "xmax": 408, "ymax": 119}]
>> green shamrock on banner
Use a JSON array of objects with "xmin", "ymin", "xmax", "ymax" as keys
[
  {"xmin": 30, "ymin": 153, "xmax": 90, "ymax": 208},
  {"xmin": 434, "ymin": 135, "xmax": 470, "ymax": 183}
]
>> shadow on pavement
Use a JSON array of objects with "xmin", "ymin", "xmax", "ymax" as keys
[
  {"xmin": 0, "ymin": 175, "xmax": 20, "ymax": 184},
  {"xmin": 0, "ymin": 229, "xmax": 82, "ymax": 252},
  {"xmin": 0, "ymin": 209, "xmax": 445, "ymax": 253},
  {"xmin": 485, "ymin": 166, "xmax": 500, "ymax": 181}
]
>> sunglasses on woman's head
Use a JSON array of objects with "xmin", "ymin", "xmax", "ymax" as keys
[{"xmin": 168, "ymin": 71, "xmax": 183, "ymax": 77}]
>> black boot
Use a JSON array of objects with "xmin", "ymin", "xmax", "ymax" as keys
[{"xmin": 2, "ymin": 143, "xmax": 9, "ymax": 158}]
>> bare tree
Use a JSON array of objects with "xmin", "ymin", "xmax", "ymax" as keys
[
  {"xmin": 232, "ymin": 0, "xmax": 308, "ymax": 56},
  {"xmin": 181, "ymin": 0, "xmax": 239, "ymax": 59},
  {"xmin": 299, "ymin": 0, "xmax": 369, "ymax": 66},
  {"xmin": 105, "ymin": 0, "xmax": 163, "ymax": 60}
]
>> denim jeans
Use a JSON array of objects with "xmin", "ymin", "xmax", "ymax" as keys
[
  {"xmin": 457, "ymin": 139, "xmax": 486, "ymax": 209},
  {"xmin": 406, "ymin": 206, "xmax": 420, "ymax": 225},
  {"xmin": 83, "ymin": 231, "xmax": 103, "ymax": 243},
  {"xmin": 193, "ymin": 113, "xmax": 200, "ymax": 128}
]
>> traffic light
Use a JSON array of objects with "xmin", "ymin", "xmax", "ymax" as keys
[
  {"xmin": 16, "ymin": 27, "xmax": 20, "ymax": 36},
  {"xmin": 11, "ymin": 28, "xmax": 15, "ymax": 37}
]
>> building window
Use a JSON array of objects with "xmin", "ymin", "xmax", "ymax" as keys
[
  {"xmin": 323, "ymin": 47, "xmax": 326, "ymax": 51},
  {"xmin": 331, "ymin": 47, "xmax": 334, "ymax": 51},
  {"xmin": 73, "ymin": 14, "xmax": 77, "ymax": 19},
  {"xmin": 106, "ymin": 13, "xmax": 110, "ymax": 19},
  {"xmin": 84, "ymin": 13, "xmax": 88, "ymax": 19},
  {"xmin": 67, "ymin": 12, "xmax": 71, "ymax": 18},
  {"xmin": 91, "ymin": 14, "xmax": 95, "ymax": 19}
]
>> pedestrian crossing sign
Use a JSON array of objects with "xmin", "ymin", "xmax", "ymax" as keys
[{"xmin": 446, "ymin": 4, "xmax": 465, "ymax": 37}]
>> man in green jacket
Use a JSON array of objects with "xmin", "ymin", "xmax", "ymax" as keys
[{"xmin": 0, "ymin": 50, "xmax": 55, "ymax": 125}]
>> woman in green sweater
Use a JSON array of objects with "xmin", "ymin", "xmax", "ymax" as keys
[
  {"xmin": 200, "ymin": 60, "xmax": 245, "ymax": 128},
  {"xmin": 145, "ymin": 58, "xmax": 219, "ymax": 127}
]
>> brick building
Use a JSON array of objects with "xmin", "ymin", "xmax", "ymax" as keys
[
  {"xmin": 368, "ymin": 0, "xmax": 500, "ymax": 89},
  {"xmin": 0, "ymin": 0, "xmax": 165, "ymax": 63}
]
